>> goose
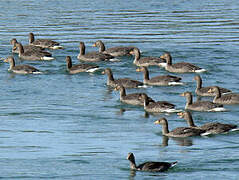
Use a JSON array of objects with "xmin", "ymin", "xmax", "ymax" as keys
[
  {"xmin": 65, "ymin": 56, "xmax": 99, "ymax": 74},
  {"xmin": 180, "ymin": 91, "xmax": 226, "ymax": 112},
  {"xmin": 160, "ymin": 52, "xmax": 206, "ymax": 73},
  {"xmin": 178, "ymin": 111, "xmax": 238, "ymax": 135},
  {"xmin": 127, "ymin": 152, "xmax": 177, "ymax": 172},
  {"xmin": 136, "ymin": 66, "xmax": 183, "ymax": 86},
  {"xmin": 93, "ymin": 40, "xmax": 136, "ymax": 56},
  {"xmin": 29, "ymin": 32, "xmax": 63, "ymax": 49},
  {"xmin": 130, "ymin": 47, "xmax": 166, "ymax": 67},
  {"xmin": 194, "ymin": 75, "xmax": 231, "ymax": 96},
  {"xmin": 102, "ymin": 68, "xmax": 143, "ymax": 88},
  {"xmin": 208, "ymin": 86, "xmax": 239, "ymax": 104},
  {"xmin": 17, "ymin": 43, "xmax": 54, "ymax": 61},
  {"xmin": 154, "ymin": 117, "xmax": 205, "ymax": 137},
  {"xmin": 10, "ymin": 38, "xmax": 44, "ymax": 53},
  {"xmin": 77, "ymin": 42, "xmax": 114, "ymax": 62},
  {"xmin": 114, "ymin": 85, "xmax": 154, "ymax": 106},
  {"xmin": 3, "ymin": 56, "xmax": 41, "ymax": 74},
  {"xmin": 140, "ymin": 94, "xmax": 179, "ymax": 113}
]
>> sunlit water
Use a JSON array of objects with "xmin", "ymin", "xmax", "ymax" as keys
[{"xmin": 0, "ymin": 0, "xmax": 239, "ymax": 179}]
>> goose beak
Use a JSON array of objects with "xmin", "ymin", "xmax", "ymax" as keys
[
  {"xmin": 177, "ymin": 112, "xmax": 184, "ymax": 117},
  {"xmin": 160, "ymin": 55, "xmax": 165, "ymax": 59},
  {"xmin": 101, "ymin": 71, "xmax": 105, "ymax": 75},
  {"xmin": 136, "ymin": 68, "xmax": 141, "ymax": 72},
  {"xmin": 92, "ymin": 43, "xmax": 96, "ymax": 47},
  {"xmin": 129, "ymin": 50, "xmax": 134, "ymax": 55},
  {"xmin": 180, "ymin": 93, "xmax": 185, "ymax": 96},
  {"xmin": 154, "ymin": 120, "xmax": 160, "ymax": 124}
]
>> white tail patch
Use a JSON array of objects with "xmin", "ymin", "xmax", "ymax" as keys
[
  {"xmin": 33, "ymin": 71, "xmax": 43, "ymax": 74},
  {"xmin": 171, "ymin": 161, "xmax": 178, "ymax": 168},
  {"xmin": 138, "ymin": 85, "xmax": 148, "ymax": 88},
  {"xmin": 86, "ymin": 67, "xmax": 100, "ymax": 73},
  {"xmin": 200, "ymin": 132, "xmax": 213, "ymax": 136},
  {"xmin": 163, "ymin": 109, "xmax": 182, "ymax": 113},
  {"xmin": 168, "ymin": 82, "xmax": 184, "ymax": 86},
  {"xmin": 51, "ymin": 45, "xmax": 64, "ymax": 49},
  {"xmin": 159, "ymin": 62, "xmax": 167, "ymax": 68},
  {"xmin": 42, "ymin": 56, "xmax": 54, "ymax": 61},
  {"xmin": 195, "ymin": 69, "xmax": 207, "ymax": 73},
  {"xmin": 230, "ymin": 128, "xmax": 239, "ymax": 132},
  {"xmin": 208, "ymin": 107, "xmax": 227, "ymax": 112},
  {"xmin": 109, "ymin": 58, "xmax": 120, "ymax": 62}
]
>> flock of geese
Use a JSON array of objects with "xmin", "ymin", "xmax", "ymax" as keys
[{"xmin": 2, "ymin": 33, "xmax": 239, "ymax": 173}]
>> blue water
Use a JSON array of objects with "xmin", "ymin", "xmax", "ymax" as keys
[{"xmin": 0, "ymin": 0, "xmax": 239, "ymax": 179}]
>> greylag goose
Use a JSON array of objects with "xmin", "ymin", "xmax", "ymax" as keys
[
  {"xmin": 29, "ymin": 32, "xmax": 63, "ymax": 49},
  {"xmin": 114, "ymin": 85, "xmax": 154, "ymax": 106},
  {"xmin": 93, "ymin": 40, "xmax": 135, "ymax": 56},
  {"xmin": 65, "ymin": 56, "xmax": 99, "ymax": 74},
  {"xmin": 160, "ymin": 52, "xmax": 206, "ymax": 73},
  {"xmin": 127, "ymin": 152, "xmax": 177, "ymax": 172},
  {"xmin": 178, "ymin": 111, "xmax": 238, "ymax": 135},
  {"xmin": 194, "ymin": 75, "xmax": 231, "ymax": 96},
  {"xmin": 17, "ymin": 43, "xmax": 54, "ymax": 61},
  {"xmin": 130, "ymin": 47, "xmax": 166, "ymax": 67},
  {"xmin": 208, "ymin": 86, "xmax": 239, "ymax": 104},
  {"xmin": 77, "ymin": 42, "xmax": 114, "ymax": 62},
  {"xmin": 4, "ymin": 56, "xmax": 41, "ymax": 74},
  {"xmin": 10, "ymin": 38, "xmax": 44, "ymax": 53},
  {"xmin": 136, "ymin": 66, "xmax": 183, "ymax": 86},
  {"xmin": 102, "ymin": 68, "xmax": 143, "ymax": 88},
  {"xmin": 180, "ymin": 91, "xmax": 226, "ymax": 112},
  {"xmin": 154, "ymin": 118, "xmax": 205, "ymax": 137},
  {"xmin": 139, "ymin": 94, "xmax": 179, "ymax": 113}
]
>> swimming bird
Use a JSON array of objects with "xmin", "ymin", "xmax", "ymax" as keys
[
  {"xmin": 10, "ymin": 38, "xmax": 44, "ymax": 53},
  {"xmin": 127, "ymin": 152, "xmax": 177, "ymax": 172},
  {"xmin": 3, "ymin": 56, "xmax": 41, "ymax": 74},
  {"xmin": 208, "ymin": 86, "xmax": 239, "ymax": 104},
  {"xmin": 29, "ymin": 32, "xmax": 63, "ymax": 49},
  {"xmin": 160, "ymin": 52, "xmax": 206, "ymax": 73},
  {"xmin": 92, "ymin": 40, "xmax": 136, "ymax": 56},
  {"xmin": 17, "ymin": 43, "xmax": 54, "ymax": 61},
  {"xmin": 65, "ymin": 56, "xmax": 99, "ymax": 74},
  {"xmin": 178, "ymin": 111, "xmax": 238, "ymax": 135},
  {"xmin": 136, "ymin": 66, "xmax": 183, "ymax": 86},
  {"xmin": 194, "ymin": 75, "xmax": 231, "ymax": 96},
  {"xmin": 154, "ymin": 117, "xmax": 205, "ymax": 137},
  {"xmin": 102, "ymin": 68, "xmax": 143, "ymax": 88},
  {"xmin": 139, "ymin": 93, "xmax": 179, "ymax": 113},
  {"xmin": 114, "ymin": 85, "xmax": 154, "ymax": 106},
  {"xmin": 77, "ymin": 42, "xmax": 114, "ymax": 62},
  {"xmin": 180, "ymin": 91, "xmax": 226, "ymax": 112},
  {"xmin": 130, "ymin": 47, "xmax": 166, "ymax": 67}
]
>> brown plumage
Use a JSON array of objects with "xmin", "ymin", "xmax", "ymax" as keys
[
  {"xmin": 154, "ymin": 117, "xmax": 205, "ymax": 137},
  {"xmin": 114, "ymin": 85, "xmax": 154, "ymax": 106},
  {"xmin": 29, "ymin": 32, "xmax": 63, "ymax": 49},
  {"xmin": 127, "ymin": 152, "xmax": 177, "ymax": 172},
  {"xmin": 208, "ymin": 86, "xmax": 239, "ymax": 104},
  {"xmin": 65, "ymin": 56, "xmax": 99, "ymax": 74},
  {"xmin": 194, "ymin": 75, "xmax": 231, "ymax": 96},
  {"xmin": 180, "ymin": 91, "xmax": 226, "ymax": 112},
  {"xmin": 93, "ymin": 40, "xmax": 136, "ymax": 56},
  {"xmin": 178, "ymin": 111, "xmax": 238, "ymax": 135},
  {"xmin": 160, "ymin": 52, "xmax": 206, "ymax": 73},
  {"xmin": 136, "ymin": 66, "xmax": 182, "ymax": 86},
  {"xmin": 77, "ymin": 42, "xmax": 114, "ymax": 62},
  {"xmin": 130, "ymin": 47, "xmax": 166, "ymax": 67},
  {"xmin": 102, "ymin": 68, "xmax": 143, "ymax": 88}
]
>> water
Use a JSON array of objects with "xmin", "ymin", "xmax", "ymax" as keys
[{"xmin": 0, "ymin": 0, "xmax": 239, "ymax": 179}]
